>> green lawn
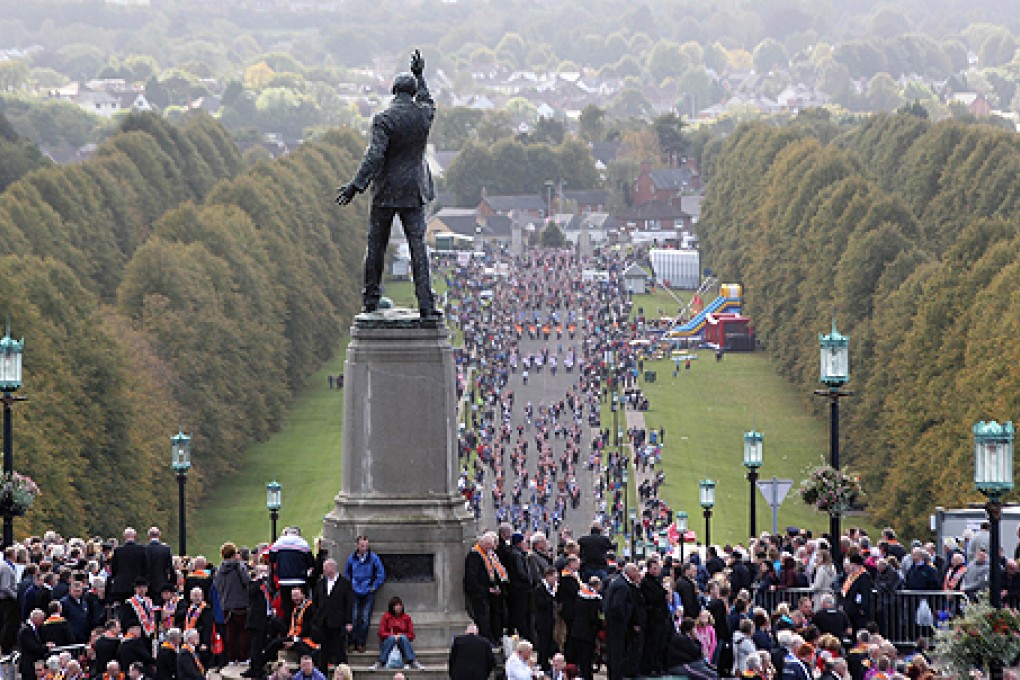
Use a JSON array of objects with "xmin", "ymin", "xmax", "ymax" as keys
[
  {"xmin": 634, "ymin": 350, "xmax": 873, "ymax": 545},
  {"xmin": 190, "ymin": 346, "xmax": 346, "ymax": 558},
  {"xmin": 630, "ymin": 288, "xmax": 693, "ymax": 320}
]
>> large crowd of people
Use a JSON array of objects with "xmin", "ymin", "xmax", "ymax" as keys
[
  {"xmin": 2, "ymin": 249, "xmax": 1010, "ymax": 680},
  {"xmin": 447, "ymin": 249, "xmax": 1002, "ymax": 680}
]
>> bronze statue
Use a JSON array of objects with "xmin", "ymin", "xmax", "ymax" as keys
[{"xmin": 337, "ymin": 49, "xmax": 440, "ymax": 320}]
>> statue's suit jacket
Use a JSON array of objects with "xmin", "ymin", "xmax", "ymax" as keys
[{"xmin": 351, "ymin": 74, "xmax": 435, "ymax": 208}]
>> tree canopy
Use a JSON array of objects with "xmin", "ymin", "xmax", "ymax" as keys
[
  {"xmin": 0, "ymin": 112, "xmax": 364, "ymax": 539},
  {"xmin": 700, "ymin": 113, "xmax": 1020, "ymax": 536}
]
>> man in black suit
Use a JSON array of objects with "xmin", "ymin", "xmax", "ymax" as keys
[
  {"xmin": 707, "ymin": 581, "xmax": 733, "ymax": 675},
  {"xmin": 640, "ymin": 557, "xmax": 670, "ymax": 677},
  {"xmin": 18, "ymin": 609, "xmax": 50, "ymax": 680},
  {"xmin": 92, "ymin": 620, "xmax": 122, "ymax": 679},
  {"xmin": 312, "ymin": 558, "xmax": 353, "ymax": 676},
  {"xmin": 118, "ymin": 623, "xmax": 156, "ymax": 676},
  {"xmin": 604, "ymin": 564, "xmax": 645, "ymax": 680},
  {"xmin": 578, "ymin": 522, "xmax": 613, "ymax": 582},
  {"xmin": 145, "ymin": 527, "xmax": 175, "ymax": 597},
  {"xmin": 155, "ymin": 628, "xmax": 180, "ymax": 680},
  {"xmin": 336, "ymin": 49, "xmax": 440, "ymax": 318},
  {"xmin": 177, "ymin": 629, "xmax": 205, "ymax": 680},
  {"xmin": 463, "ymin": 532, "xmax": 504, "ymax": 644},
  {"xmin": 841, "ymin": 554, "xmax": 874, "ymax": 633},
  {"xmin": 674, "ymin": 562, "xmax": 700, "ymax": 620},
  {"xmin": 533, "ymin": 567, "xmax": 558, "ymax": 671},
  {"xmin": 813, "ymin": 593, "xmax": 852, "ymax": 641},
  {"xmin": 448, "ymin": 624, "xmax": 496, "ymax": 680},
  {"xmin": 111, "ymin": 528, "xmax": 149, "ymax": 603}
]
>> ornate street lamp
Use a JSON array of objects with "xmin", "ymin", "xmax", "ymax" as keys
[
  {"xmin": 266, "ymin": 480, "xmax": 282, "ymax": 543},
  {"xmin": 743, "ymin": 430, "xmax": 763, "ymax": 540},
  {"xmin": 170, "ymin": 430, "xmax": 192, "ymax": 557},
  {"xmin": 974, "ymin": 421, "xmax": 1013, "ymax": 606},
  {"xmin": 628, "ymin": 507, "xmax": 637, "ymax": 559},
  {"xmin": 622, "ymin": 464, "xmax": 630, "ymax": 551},
  {"xmin": 699, "ymin": 478, "xmax": 716, "ymax": 547},
  {"xmin": 675, "ymin": 510, "xmax": 688, "ymax": 563},
  {"xmin": 0, "ymin": 324, "xmax": 25, "ymax": 548},
  {"xmin": 815, "ymin": 320, "xmax": 852, "ymax": 567}
]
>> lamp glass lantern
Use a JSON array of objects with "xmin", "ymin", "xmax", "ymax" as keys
[
  {"xmin": 699, "ymin": 478, "xmax": 716, "ymax": 509},
  {"xmin": 170, "ymin": 431, "xmax": 191, "ymax": 472},
  {"xmin": 266, "ymin": 480, "xmax": 282, "ymax": 511},
  {"xmin": 974, "ymin": 420, "xmax": 1015, "ymax": 494},
  {"xmin": 743, "ymin": 430, "xmax": 764, "ymax": 469},
  {"xmin": 819, "ymin": 320, "xmax": 849, "ymax": 387},
  {"xmin": 675, "ymin": 510, "xmax": 688, "ymax": 534},
  {"xmin": 622, "ymin": 465, "xmax": 629, "ymax": 484},
  {"xmin": 629, "ymin": 507, "xmax": 637, "ymax": 524},
  {"xmin": 0, "ymin": 328, "xmax": 24, "ymax": 392}
]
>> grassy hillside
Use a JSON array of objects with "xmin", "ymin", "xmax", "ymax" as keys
[
  {"xmin": 190, "ymin": 345, "xmax": 346, "ymax": 558},
  {"xmin": 633, "ymin": 349, "xmax": 874, "ymax": 545}
]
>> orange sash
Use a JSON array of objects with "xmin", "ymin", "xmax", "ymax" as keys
[{"xmin": 473, "ymin": 544, "xmax": 508, "ymax": 582}]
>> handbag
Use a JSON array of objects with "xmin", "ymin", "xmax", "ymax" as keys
[
  {"xmin": 916, "ymin": 599, "xmax": 934, "ymax": 628},
  {"xmin": 211, "ymin": 624, "xmax": 224, "ymax": 655},
  {"xmin": 386, "ymin": 641, "xmax": 404, "ymax": 669}
]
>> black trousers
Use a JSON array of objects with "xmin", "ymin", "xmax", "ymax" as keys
[
  {"xmin": 363, "ymin": 204, "xmax": 433, "ymax": 311},
  {"xmin": 467, "ymin": 596, "xmax": 494, "ymax": 642},
  {"xmin": 566, "ymin": 636, "xmax": 595, "ymax": 680},
  {"xmin": 318, "ymin": 625, "xmax": 347, "ymax": 675},
  {"xmin": 248, "ymin": 628, "xmax": 267, "ymax": 677},
  {"xmin": 0, "ymin": 598, "xmax": 17, "ymax": 654}
]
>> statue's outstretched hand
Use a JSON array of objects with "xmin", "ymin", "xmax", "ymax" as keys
[
  {"xmin": 410, "ymin": 49, "xmax": 425, "ymax": 76},
  {"xmin": 336, "ymin": 184, "xmax": 357, "ymax": 206}
]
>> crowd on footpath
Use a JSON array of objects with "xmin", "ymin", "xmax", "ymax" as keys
[
  {"xmin": 447, "ymin": 249, "xmax": 1018, "ymax": 680},
  {"xmin": 0, "ymin": 526, "xmax": 433, "ymax": 680},
  {"xmin": 460, "ymin": 516, "xmax": 1020, "ymax": 680}
]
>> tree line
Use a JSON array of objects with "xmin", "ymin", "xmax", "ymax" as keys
[
  {"xmin": 700, "ymin": 111, "xmax": 1020, "ymax": 537},
  {"xmin": 0, "ymin": 111, "xmax": 364, "ymax": 538}
]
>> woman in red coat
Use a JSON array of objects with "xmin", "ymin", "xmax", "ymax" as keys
[{"xmin": 371, "ymin": 597, "xmax": 424, "ymax": 670}]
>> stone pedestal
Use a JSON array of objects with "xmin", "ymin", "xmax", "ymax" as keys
[{"xmin": 322, "ymin": 309, "xmax": 474, "ymax": 650}]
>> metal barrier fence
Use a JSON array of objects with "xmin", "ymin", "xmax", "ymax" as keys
[{"xmin": 753, "ymin": 587, "xmax": 969, "ymax": 648}]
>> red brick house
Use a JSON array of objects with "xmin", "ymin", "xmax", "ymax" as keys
[{"xmin": 631, "ymin": 160, "xmax": 701, "ymax": 207}]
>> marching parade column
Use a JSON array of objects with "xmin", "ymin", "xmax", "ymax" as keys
[{"xmin": 322, "ymin": 309, "xmax": 473, "ymax": 649}]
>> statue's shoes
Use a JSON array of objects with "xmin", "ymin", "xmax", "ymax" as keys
[
  {"xmin": 419, "ymin": 308, "xmax": 443, "ymax": 320},
  {"xmin": 361, "ymin": 303, "xmax": 379, "ymax": 313}
]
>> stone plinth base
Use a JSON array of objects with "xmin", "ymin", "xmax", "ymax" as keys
[{"xmin": 322, "ymin": 310, "xmax": 475, "ymax": 650}]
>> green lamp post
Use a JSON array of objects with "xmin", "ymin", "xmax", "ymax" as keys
[
  {"xmin": 675, "ymin": 510, "xmax": 688, "ymax": 563},
  {"xmin": 266, "ymin": 480, "xmax": 282, "ymax": 543},
  {"xmin": 0, "ymin": 324, "xmax": 25, "ymax": 548},
  {"xmin": 170, "ymin": 430, "xmax": 192, "ymax": 557},
  {"xmin": 974, "ymin": 421, "xmax": 1013, "ymax": 606},
  {"xmin": 699, "ymin": 478, "xmax": 716, "ymax": 547},
  {"xmin": 743, "ymin": 430, "xmax": 763, "ymax": 540},
  {"xmin": 815, "ymin": 320, "xmax": 852, "ymax": 567}
]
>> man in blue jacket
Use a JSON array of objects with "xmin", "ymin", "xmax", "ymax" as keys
[{"xmin": 343, "ymin": 535, "xmax": 385, "ymax": 653}]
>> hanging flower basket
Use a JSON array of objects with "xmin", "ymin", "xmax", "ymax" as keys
[
  {"xmin": 935, "ymin": 593, "xmax": 1020, "ymax": 677},
  {"xmin": 798, "ymin": 461, "xmax": 863, "ymax": 516},
  {"xmin": 0, "ymin": 471, "xmax": 39, "ymax": 516}
]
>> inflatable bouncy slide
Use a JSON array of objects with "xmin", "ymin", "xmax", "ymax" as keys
[{"xmin": 663, "ymin": 283, "xmax": 743, "ymax": 344}]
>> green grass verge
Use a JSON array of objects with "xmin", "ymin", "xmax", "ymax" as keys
[
  {"xmin": 630, "ymin": 288, "xmax": 693, "ymax": 321},
  {"xmin": 632, "ymin": 350, "xmax": 876, "ymax": 545},
  {"xmin": 190, "ymin": 346, "xmax": 346, "ymax": 558}
]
